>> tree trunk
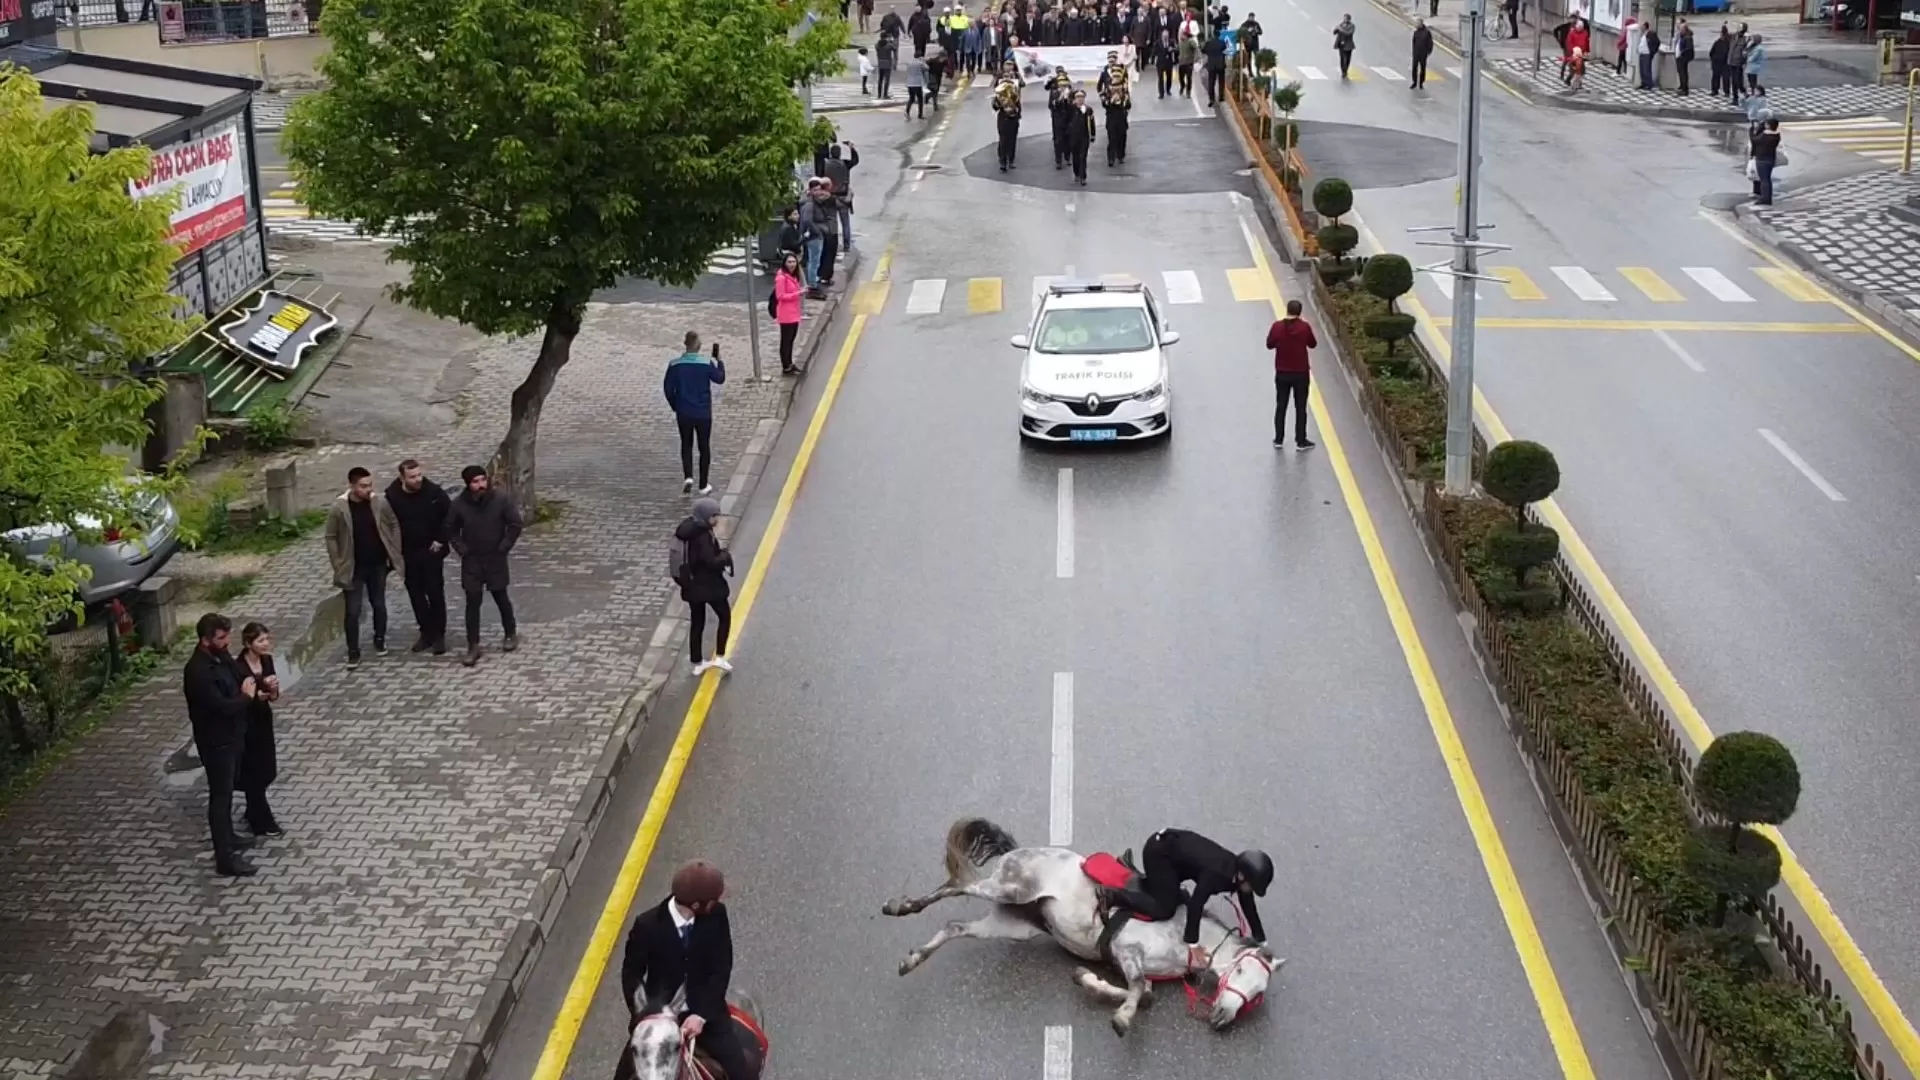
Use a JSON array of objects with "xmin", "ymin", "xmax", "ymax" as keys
[{"xmin": 489, "ymin": 302, "xmax": 584, "ymax": 514}]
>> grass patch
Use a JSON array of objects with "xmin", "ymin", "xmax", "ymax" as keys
[{"xmin": 207, "ymin": 574, "xmax": 258, "ymax": 604}]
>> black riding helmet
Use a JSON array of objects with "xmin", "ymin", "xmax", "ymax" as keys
[{"xmin": 1235, "ymin": 849, "xmax": 1274, "ymax": 896}]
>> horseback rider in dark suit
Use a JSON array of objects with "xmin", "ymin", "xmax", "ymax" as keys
[
  {"xmin": 617, "ymin": 860, "xmax": 754, "ymax": 1080},
  {"xmin": 1094, "ymin": 828, "xmax": 1273, "ymax": 967}
]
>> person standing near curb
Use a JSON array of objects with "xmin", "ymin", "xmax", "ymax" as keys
[
  {"xmin": 446, "ymin": 465, "xmax": 523, "ymax": 667},
  {"xmin": 325, "ymin": 466, "xmax": 404, "ymax": 668},
  {"xmin": 1266, "ymin": 298, "xmax": 1318, "ymax": 451},
  {"xmin": 665, "ymin": 330, "xmax": 726, "ymax": 494},
  {"xmin": 673, "ymin": 498, "xmax": 736, "ymax": 676}
]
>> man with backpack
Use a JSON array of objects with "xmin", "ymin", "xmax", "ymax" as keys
[{"xmin": 670, "ymin": 498, "xmax": 736, "ymax": 676}]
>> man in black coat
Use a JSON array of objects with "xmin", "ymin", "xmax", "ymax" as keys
[
  {"xmin": 445, "ymin": 465, "xmax": 523, "ymax": 667},
  {"xmin": 385, "ymin": 459, "xmax": 453, "ymax": 654},
  {"xmin": 1094, "ymin": 827, "xmax": 1273, "ymax": 965},
  {"xmin": 183, "ymin": 612, "xmax": 258, "ymax": 877},
  {"xmin": 618, "ymin": 860, "xmax": 752, "ymax": 1080}
]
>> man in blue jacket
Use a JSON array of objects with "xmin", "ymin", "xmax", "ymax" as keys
[{"xmin": 664, "ymin": 330, "xmax": 726, "ymax": 495}]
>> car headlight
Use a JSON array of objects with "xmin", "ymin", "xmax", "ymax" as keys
[
  {"xmin": 1021, "ymin": 386, "xmax": 1053, "ymax": 406},
  {"xmin": 1130, "ymin": 381, "xmax": 1166, "ymax": 402}
]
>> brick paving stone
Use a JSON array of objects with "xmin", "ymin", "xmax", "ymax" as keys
[
  {"xmin": 1747, "ymin": 169, "xmax": 1920, "ymax": 319},
  {"xmin": 1488, "ymin": 56, "xmax": 1910, "ymax": 119},
  {"xmin": 0, "ymin": 299, "xmax": 808, "ymax": 1077}
]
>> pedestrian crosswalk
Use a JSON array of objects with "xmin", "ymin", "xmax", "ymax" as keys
[
  {"xmin": 1781, "ymin": 117, "xmax": 1916, "ymax": 167},
  {"xmin": 884, "ymin": 268, "xmax": 1275, "ymax": 319},
  {"xmin": 1423, "ymin": 264, "xmax": 1826, "ymax": 305},
  {"xmin": 1273, "ymin": 63, "xmax": 1461, "ymax": 83}
]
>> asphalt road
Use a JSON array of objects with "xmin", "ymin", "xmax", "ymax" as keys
[
  {"xmin": 485, "ymin": 73, "xmax": 1670, "ymax": 1080},
  {"xmin": 1259, "ymin": 0, "xmax": 1920, "ymax": 1063}
]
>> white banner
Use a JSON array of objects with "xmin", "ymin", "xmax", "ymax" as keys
[
  {"xmin": 1011, "ymin": 45, "xmax": 1132, "ymax": 79},
  {"xmin": 129, "ymin": 118, "xmax": 250, "ymax": 256}
]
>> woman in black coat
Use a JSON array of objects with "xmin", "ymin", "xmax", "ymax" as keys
[
  {"xmin": 235, "ymin": 622, "xmax": 283, "ymax": 836},
  {"xmin": 675, "ymin": 497, "xmax": 736, "ymax": 675}
]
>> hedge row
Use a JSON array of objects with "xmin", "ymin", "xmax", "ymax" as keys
[{"xmin": 1309, "ymin": 191, "xmax": 1862, "ymax": 1080}]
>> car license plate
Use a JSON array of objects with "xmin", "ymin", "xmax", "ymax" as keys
[{"xmin": 1070, "ymin": 428, "xmax": 1119, "ymax": 442}]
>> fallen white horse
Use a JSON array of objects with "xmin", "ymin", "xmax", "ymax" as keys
[{"xmin": 881, "ymin": 816, "xmax": 1283, "ymax": 1036}]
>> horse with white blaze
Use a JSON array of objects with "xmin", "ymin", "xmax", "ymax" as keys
[{"xmin": 881, "ymin": 816, "xmax": 1284, "ymax": 1036}]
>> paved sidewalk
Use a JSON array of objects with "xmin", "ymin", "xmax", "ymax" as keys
[
  {"xmin": 0, "ymin": 290, "xmax": 846, "ymax": 1078},
  {"xmin": 1737, "ymin": 168, "xmax": 1920, "ymax": 331}
]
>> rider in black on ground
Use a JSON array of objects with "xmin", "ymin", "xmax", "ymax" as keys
[{"xmin": 1095, "ymin": 828, "xmax": 1272, "ymax": 967}]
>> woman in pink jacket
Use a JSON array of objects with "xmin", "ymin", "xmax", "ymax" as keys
[{"xmin": 774, "ymin": 252, "xmax": 806, "ymax": 375}]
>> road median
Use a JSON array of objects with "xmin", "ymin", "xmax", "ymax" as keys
[{"xmin": 1231, "ymin": 98, "xmax": 1887, "ymax": 1080}]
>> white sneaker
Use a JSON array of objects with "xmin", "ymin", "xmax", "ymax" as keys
[
  {"xmin": 692, "ymin": 659, "xmax": 712, "ymax": 675},
  {"xmin": 682, "ymin": 478, "xmax": 695, "ymax": 493},
  {"xmin": 698, "ymin": 484, "xmax": 713, "ymax": 496},
  {"xmin": 710, "ymin": 656, "xmax": 734, "ymax": 673}
]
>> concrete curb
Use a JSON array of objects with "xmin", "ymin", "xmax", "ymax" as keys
[
  {"xmin": 1725, "ymin": 203, "xmax": 1920, "ymax": 349},
  {"xmin": 438, "ymin": 269, "xmax": 850, "ymax": 1080}
]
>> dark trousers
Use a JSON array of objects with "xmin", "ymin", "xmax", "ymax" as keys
[
  {"xmin": 198, "ymin": 738, "xmax": 241, "ymax": 864},
  {"xmin": 1158, "ymin": 65, "xmax": 1173, "ymax": 95},
  {"xmin": 1205, "ymin": 66, "xmax": 1224, "ymax": 104},
  {"xmin": 1275, "ymin": 372, "xmax": 1311, "ymax": 443},
  {"xmin": 678, "ymin": 415, "xmax": 714, "ymax": 486},
  {"xmin": 997, "ymin": 114, "xmax": 1021, "ymax": 166},
  {"xmin": 689, "ymin": 598, "xmax": 734, "ymax": 663},
  {"xmin": 1105, "ymin": 108, "xmax": 1128, "ymax": 162},
  {"xmin": 343, "ymin": 562, "xmax": 389, "ymax": 655},
  {"xmin": 403, "ymin": 553, "xmax": 448, "ymax": 642},
  {"xmin": 1411, "ymin": 55, "xmax": 1428, "ymax": 86},
  {"xmin": 818, "ymin": 234, "xmax": 839, "ymax": 285},
  {"xmin": 778, "ymin": 322, "xmax": 800, "ymax": 371},
  {"xmin": 465, "ymin": 585, "xmax": 516, "ymax": 647}
]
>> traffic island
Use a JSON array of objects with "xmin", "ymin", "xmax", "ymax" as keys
[{"xmin": 1267, "ymin": 168, "xmax": 1882, "ymax": 1080}]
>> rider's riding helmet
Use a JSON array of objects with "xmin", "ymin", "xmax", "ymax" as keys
[
  {"xmin": 672, "ymin": 859, "xmax": 727, "ymax": 909},
  {"xmin": 1234, "ymin": 850, "xmax": 1275, "ymax": 897}
]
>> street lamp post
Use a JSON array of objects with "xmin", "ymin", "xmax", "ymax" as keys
[{"xmin": 1411, "ymin": 0, "xmax": 1510, "ymax": 496}]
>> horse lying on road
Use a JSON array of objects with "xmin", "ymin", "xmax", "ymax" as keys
[{"xmin": 881, "ymin": 816, "xmax": 1283, "ymax": 1036}]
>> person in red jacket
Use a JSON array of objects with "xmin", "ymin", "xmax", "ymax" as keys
[{"xmin": 1265, "ymin": 299, "xmax": 1318, "ymax": 450}]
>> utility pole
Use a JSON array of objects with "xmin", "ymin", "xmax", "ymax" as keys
[{"xmin": 1411, "ymin": 0, "xmax": 1509, "ymax": 496}]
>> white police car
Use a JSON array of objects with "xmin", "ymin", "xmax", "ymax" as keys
[{"xmin": 1014, "ymin": 280, "xmax": 1179, "ymax": 443}]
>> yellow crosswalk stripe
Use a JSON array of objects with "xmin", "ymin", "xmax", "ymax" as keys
[
  {"xmin": 967, "ymin": 276, "xmax": 1004, "ymax": 314},
  {"xmin": 1486, "ymin": 266, "xmax": 1547, "ymax": 301},
  {"xmin": 1619, "ymin": 267, "xmax": 1685, "ymax": 303},
  {"xmin": 1752, "ymin": 266, "xmax": 1827, "ymax": 303},
  {"xmin": 1226, "ymin": 266, "xmax": 1272, "ymax": 302}
]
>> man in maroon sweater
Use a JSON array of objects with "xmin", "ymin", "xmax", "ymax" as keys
[{"xmin": 1265, "ymin": 299, "xmax": 1318, "ymax": 450}]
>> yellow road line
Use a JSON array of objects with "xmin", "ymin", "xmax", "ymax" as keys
[
  {"xmin": 1485, "ymin": 266, "xmax": 1548, "ymax": 301},
  {"xmin": 1404, "ymin": 235, "xmax": 1920, "ymax": 1073},
  {"xmin": 1226, "ymin": 266, "xmax": 1272, "ymax": 302},
  {"xmin": 1428, "ymin": 317, "xmax": 1865, "ymax": 333},
  {"xmin": 1752, "ymin": 266, "xmax": 1827, "ymax": 303},
  {"xmin": 967, "ymin": 276, "xmax": 1004, "ymax": 314},
  {"xmin": 529, "ymin": 248, "xmax": 891, "ymax": 1080},
  {"xmin": 1240, "ymin": 216, "xmax": 1596, "ymax": 1080},
  {"xmin": 1618, "ymin": 267, "xmax": 1685, "ymax": 303}
]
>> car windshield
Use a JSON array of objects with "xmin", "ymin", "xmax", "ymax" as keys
[{"xmin": 1034, "ymin": 306, "xmax": 1155, "ymax": 355}]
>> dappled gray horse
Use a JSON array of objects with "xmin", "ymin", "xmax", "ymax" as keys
[{"xmin": 881, "ymin": 817, "xmax": 1283, "ymax": 1036}]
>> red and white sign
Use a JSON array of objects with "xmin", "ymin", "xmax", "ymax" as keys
[{"xmin": 129, "ymin": 119, "xmax": 250, "ymax": 256}]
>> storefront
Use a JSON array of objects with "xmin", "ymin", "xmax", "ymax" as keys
[{"xmin": 1, "ymin": 42, "xmax": 270, "ymax": 322}]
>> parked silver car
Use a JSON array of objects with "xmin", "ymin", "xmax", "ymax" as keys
[{"xmin": 2, "ymin": 487, "xmax": 183, "ymax": 608}]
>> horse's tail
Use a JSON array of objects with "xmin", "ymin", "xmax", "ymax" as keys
[{"xmin": 944, "ymin": 817, "xmax": 1019, "ymax": 884}]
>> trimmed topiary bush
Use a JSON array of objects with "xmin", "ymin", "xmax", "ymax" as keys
[
  {"xmin": 1480, "ymin": 440, "xmax": 1562, "ymax": 611},
  {"xmin": 1689, "ymin": 732, "xmax": 1802, "ymax": 926},
  {"xmin": 1312, "ymin": 177, "xmax": 1352, "ymax": 220}
]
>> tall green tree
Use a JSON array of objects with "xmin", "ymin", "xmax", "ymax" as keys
[
  {"xmin": 283, "ymin": 0, "xmax": 846, "ymax": 508},
  {"xmin": 0, "ymin": 68, "xmax": 190, "ymax": 697}
]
